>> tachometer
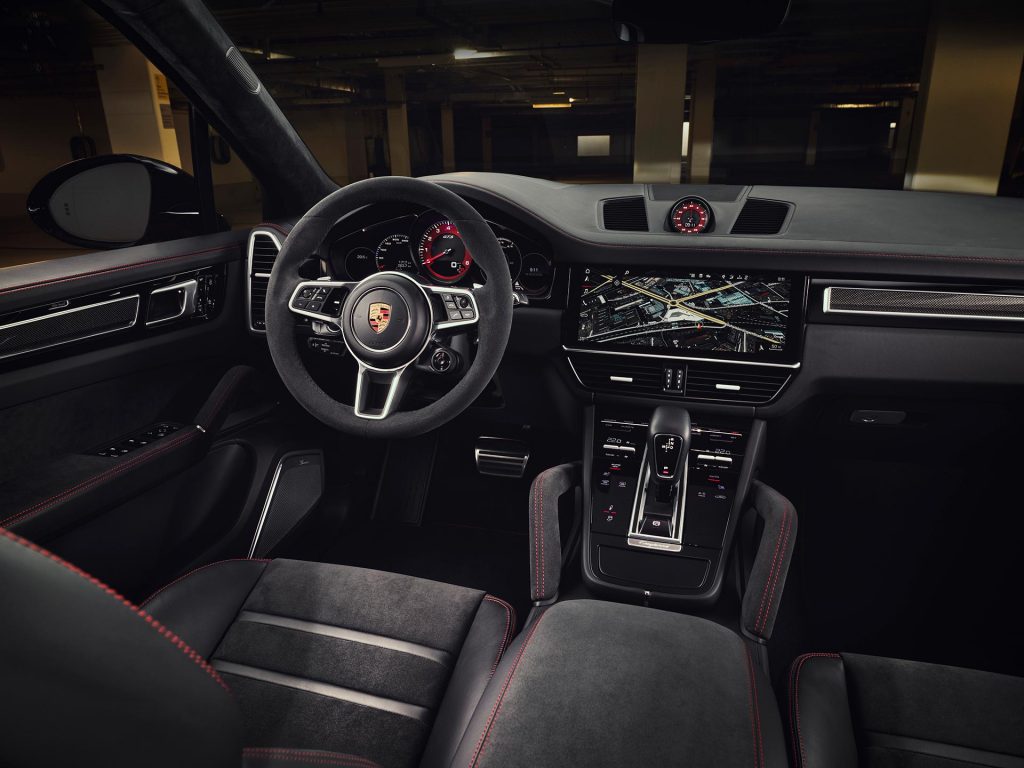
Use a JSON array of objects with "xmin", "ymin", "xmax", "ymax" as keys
[
  {"xmin": 418, "ymin": 221, "xmax": 473, "ymax": 283},
  {"xmin": 375, "ymin": 234, "xmax": 417, "ymax": 273},
  {"xmin": 668, "ymin": 197, "xmax": 713, "ymax": 234},
  {"xmin": 498, "ymin": 237, "xmax": 522, "ymax": 281}
]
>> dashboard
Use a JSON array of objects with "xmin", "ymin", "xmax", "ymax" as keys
[{"xmin": 323, "ymin": 205, "xmax": 556, "ymax": 300}]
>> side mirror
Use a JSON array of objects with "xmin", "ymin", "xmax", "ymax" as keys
[{"xmin": 27, "ymin": 154, "xmax": 207, "ymax": 249}]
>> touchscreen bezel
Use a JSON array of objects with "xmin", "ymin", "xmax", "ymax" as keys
[{"xmin": 562, "ymin": 266, "xmax": 806, "ymax": 365}]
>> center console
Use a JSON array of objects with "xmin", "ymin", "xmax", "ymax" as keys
[{"xmin": 583, "ymin": 406, "xmax": 765, "ymax": 605}]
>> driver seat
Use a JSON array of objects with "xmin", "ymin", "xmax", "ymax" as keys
[{"xmin": 0, "ymin": 528, "xmax": 515, "ymax": 768}]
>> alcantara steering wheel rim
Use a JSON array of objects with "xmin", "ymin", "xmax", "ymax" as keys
[{"xmin": 265, "ymin": 176, "xmax": 513, "ymax": 438}]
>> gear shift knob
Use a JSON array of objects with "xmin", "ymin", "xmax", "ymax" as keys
[{"xmin": 647, "ymin": 406, "xmax": 691, "ymax": 490}]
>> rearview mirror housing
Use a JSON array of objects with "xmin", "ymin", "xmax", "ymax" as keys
[{"xmin": 27, "ymin": 154, "xmax": 207, "ymax": 249}]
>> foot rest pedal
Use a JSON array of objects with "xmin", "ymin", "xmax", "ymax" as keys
[{"xmin": 475, "ymin": 437, "xmax": 530, "ymax": 478}]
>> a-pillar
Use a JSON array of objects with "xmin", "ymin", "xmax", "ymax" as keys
[
  {"xmin": 633, "ymin": 44, "xmax": 687, "ymax": 183},
  {"xmin": 905, "ymin": 1, "xmax": 1024, "ymax": 195},
  {"xmin": 93, "ymin": 43, "xmax": 181, "ymax": 167},
  {"xmin": 687, "ymin": 57, "xmax": 716, "ymax": 183},
  {"xmin": 385, "ymin": 73, "xmax": 412, "ymax": 176}
]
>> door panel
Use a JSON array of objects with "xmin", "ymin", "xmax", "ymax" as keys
[{"xmin": 0, "ymin": 231, "xmax": 262, "ymax": 591}]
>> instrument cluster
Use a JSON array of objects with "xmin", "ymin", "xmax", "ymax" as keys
[{"xmin": 327, "ymin": 210, "xmax": 555, "ymax": 298}]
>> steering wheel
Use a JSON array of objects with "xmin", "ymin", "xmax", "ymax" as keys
[{"xmin": 266, "ymin": 177, "xmax": 513, "ymax": 438}]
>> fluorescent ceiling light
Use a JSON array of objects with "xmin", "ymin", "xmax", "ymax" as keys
[
  {"xmin": 553, "ymin": 90, "xmax": 566, "ymax": 95},
  {"xmin": 238, "ymin": 45, "xmax": 293, "ymax": 60},
  {"xmin": 533, "ymin": 102, "xmax": 572, "ymax": 109},
  {"xmin": 453, "ymin": 48, "xmax": 505, "ymax": 61}
]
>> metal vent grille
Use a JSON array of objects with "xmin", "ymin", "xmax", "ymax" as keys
[
  {"xmin": 602, "ymin": 197, "xmax": 649, "ymax": 231},
  {"xmin": 568, "ymin": 353, "xmax": 791, "ymax": 405},
  {"xmin": 225, "ymin": 46, "xmax": 262, "ymax": 94},
  {"xmin": 731, "ymin": 199, "xmax": 790, "ymax": 235},
  {"xmin": 0, "ymin": 295, "xmax": 139, "ymax": 360},
  {"xmin": 683, "ymin": 364, "xmax": 790, "ymax": 404},
  {"xmin": 248, "ymin": 230, "xmax": 281, "ymax": 332},
  {"xmin": 824, "ymin": 287, "xmax": 1024, "ymax": 321}
]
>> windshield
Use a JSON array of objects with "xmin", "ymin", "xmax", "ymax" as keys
[
  {"xmin": 204, "ymin": 0, "xmax": 1021, "ymax": 196},
  {"xmin": 2, "ymin": 0, "xmax": 1023, "ymax": 268}
]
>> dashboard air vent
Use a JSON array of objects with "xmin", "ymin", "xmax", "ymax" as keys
[
  {"xmin": 730, "ymin": 199, "xmax": 790, "ymax": 235},
  {"xmin": 602, "ymin": 197, "xmax": 649, "ymax": 232},
  {"xmin": 568, "ymin": 353, "xmax": 791, "ymax": 405},
  {"xmin": 683, "ymin": 364, "xmax": 790, "ymax": 405},
  {"xmin": 248, "ymin": 230, "xmax": 281, "ymax": 332},
  {"xmin": 570, "ymin": 354, "xmax": 664, "ymax": 396}
]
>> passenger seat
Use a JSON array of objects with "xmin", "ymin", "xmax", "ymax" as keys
[{"xmin": 787, "ymin": 652, "xmax": 1024, "ymax": 768}]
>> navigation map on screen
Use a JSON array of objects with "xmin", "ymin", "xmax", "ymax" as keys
[{"xmin": 576, "ymin": 270, "xmax": 792, "ymax": 355}]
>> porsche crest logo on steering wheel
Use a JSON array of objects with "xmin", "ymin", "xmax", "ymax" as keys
[{"xmin": 368, "ymin": 302, "xmax": 391, "ymax": 334}]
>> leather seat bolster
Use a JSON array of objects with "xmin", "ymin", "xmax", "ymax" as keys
[
  {"xmin": 143, "ymin": 558, "xmax": 270, "ymax": 657},
  {"xmin": 787, "ymin": 653, "xmax": 859, "ymax": 768},
  {"xmin": 420, "ymin": 595, "xmax": 516, "ymax": 768},
  {"xmin": 0, "ymin": 528, "xmax": 242, "ymax": 768}
]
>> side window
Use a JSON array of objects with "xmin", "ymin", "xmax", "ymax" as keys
[{"xmin": 0, "ymin": 0, "xmax": 255, "ymax": 269}]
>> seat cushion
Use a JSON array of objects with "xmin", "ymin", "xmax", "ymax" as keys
[
  {"xmin": 788, "ymin": 652, "xmax": 1024, "ymax": 768},
  {"xmin": 451, "ymin": 599, "xmax": 789, "ymax": 768},
  {"xmin": 145, "ymin": 558, "xmax": 515, "ymax": 768}
]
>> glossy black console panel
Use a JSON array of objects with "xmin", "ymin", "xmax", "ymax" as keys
[{"xmin": 582, "ymin": 406, "xmax": 765, "ymax": 607}]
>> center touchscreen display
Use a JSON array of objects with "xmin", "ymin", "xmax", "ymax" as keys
[{"xmin": 572, "ymin": 267, "xmax": 799, "ymax": 360}]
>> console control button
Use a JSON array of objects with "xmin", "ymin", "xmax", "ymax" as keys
[{"xmin": 639, "ymin": 515, "xmax": 673, "ymax": 537}]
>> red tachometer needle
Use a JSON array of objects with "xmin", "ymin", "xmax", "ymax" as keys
[{"xmin": 423, "ymin": 248, "xmax": 454, "ymax": 265}]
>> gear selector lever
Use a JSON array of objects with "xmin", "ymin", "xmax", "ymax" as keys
[{"xmin": 647, "ymin": 406, "xmax": 691, "ymax": 503}]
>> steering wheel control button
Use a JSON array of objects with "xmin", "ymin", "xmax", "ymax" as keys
[{"xmin": 430, "ymin": 347, "xmax": 458, "ymax": 373}]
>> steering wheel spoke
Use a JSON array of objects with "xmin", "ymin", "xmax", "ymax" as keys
[
  {"xmin": 288, "ymin": 279, "xmax": 355, "ymax": 325},
  {"xmin": 426, "ymin": 283, "xmax": 480, "ymax": 331},
  {"xmin": 354, "ymin": 364, "xmax": 410, "ymax": 420}
]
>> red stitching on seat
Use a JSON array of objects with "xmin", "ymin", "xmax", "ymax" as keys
[
  {"xmin": 0, "ymin": 245, "xmax": 241, "ymax": 297},
  {"xmin": 753, "ymin": 499, "xmax": 791, "ymax": 635},
  {"xmin": 140, "ymin": 558, "xmax": 271, "ymax": 608},
  {"xmin": 539, "ymin": 473, "xmax": 546, "ymax": 599},
  {"xmin": 757, "ymin": 500, "xmax": 794, "ymax": 635},
  {"xmin": 482, "ymin": 595, "xmax": 516, "ymax": 678},
  {"xmin": 468, "ymin": 612, "xmax": 548, "ymax": 768},
  {"xmin": 0, "ymin": 527, "xmax": 230, "ymax": 694},
  {"xmin": 242, "ymin": 748, "xmax": 380, "ymax": 767},
  {"xmin": 0, "ymin": 428, "xmax": 202, "ymax": 530},
  {"xmin": 745, "ymin": 646, "xmax": 764, "ymax": 768},
  {"xmin": 536, "ymin": 475, "xmax": 544, "ymax": 602},
  {"xmin": 789, "ymin": 653, "xmax": 842, "ymax": 768}
]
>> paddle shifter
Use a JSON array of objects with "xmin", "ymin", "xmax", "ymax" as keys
[{"xmin": 633, "ymin": 406, "xmax": 691, "ymax": 542}]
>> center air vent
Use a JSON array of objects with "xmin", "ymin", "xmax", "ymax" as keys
[
  {"xmin": 602, "ymin": 197, "xmax": 649, "ymax": 232},
  {"xmin": 568, "ymin": 353, "xmax": 791, "ymax": 405},
  {"xmin": 730, "ymin": 199, "xmax": 790, "ymax": 235},
  {"xmin": 248, "ymin": 229, "xmax": 282, "ymax": 332}
]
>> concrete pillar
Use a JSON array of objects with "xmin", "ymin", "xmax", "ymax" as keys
[
  {"xmin": 93, "ymin": 44, "xmax": 181, "ymax": 167},
  {"xmin": 441, "ymin": 104, "xmax": 456, "ymax": 173},
  {"xmin": 345, "ymin": 111, "xmax": 368, "ymax": 184},
  {"xmin": 687, "ymin": 58, "xmax": 716, "ymax": 183},
  {"xmin": 905, "ymin": 1, "xmax": 1024, "ymax": 195},
  {"xmin": 805, "ymin": 110, "xmax": 820, "ymax": 166},
  {"xmin": 384, "ymin": 73, "xmax": 412, "ymax": 177},
  {"xmin": 633, "ymin": 44, "xmax": 687, "ymax": 183}
]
